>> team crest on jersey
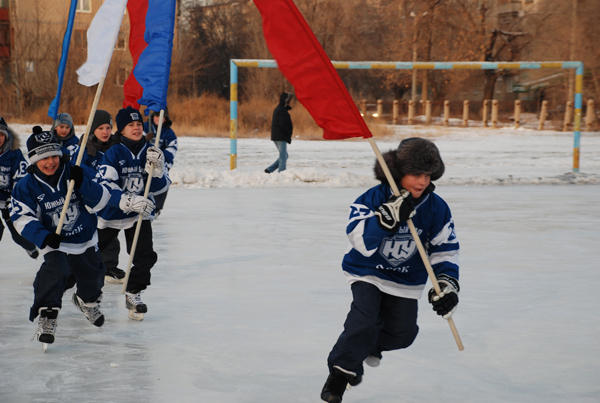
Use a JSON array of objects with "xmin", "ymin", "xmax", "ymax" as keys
[
  {"xmin": 379, "ymin": 233, "xmax": 417, "ymax": 266},
  {"xmin": 122, "ymin": 172, "xmax": 145, "ymax": 193},
  {"xmin": 48, "ymin": 203, "xmax": 80, "ymax": 232},
  {"xmin": 0, "ymin": 173, "xmax": 8, "ymax": 188},
  {"xmin": 35, "ymin": 132, "xmax": 54, "ymax": 143}
]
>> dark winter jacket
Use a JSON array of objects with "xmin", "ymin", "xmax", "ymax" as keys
[{"xmin": 271, "ymin": 92, "xmax": 293, "ymax": 144}]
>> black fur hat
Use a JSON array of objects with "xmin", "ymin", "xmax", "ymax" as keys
[{"xmin": 374, "ymin": 137, "xmax": 445, "ymax": 185}]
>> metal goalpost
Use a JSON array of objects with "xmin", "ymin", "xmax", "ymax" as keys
[{"xmin": 229, "ymin": 59, "xmax": 584, "ymax": 172}]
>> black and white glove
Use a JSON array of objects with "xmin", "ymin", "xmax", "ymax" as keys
[
  {"xmin": 428, "ymin": 274, "xmax": 460, "ymax": 319},
  {"xmin": 69, "ymin": 165, "xmax": 84, "ymax": 189},
  {"xmin": 119, "ymin": 194, "xmax": 155, "ymax": 216},
  {"xmin": 374, "ymin": 189, "xmax": 415, "ymax": 231},
  {"xmin": 42, "ymin": 232, "xmax": 63, "ymax": 249},
  {"xmin": 145, "ymin": 146, "xmax": 164, "ymax": 178}
]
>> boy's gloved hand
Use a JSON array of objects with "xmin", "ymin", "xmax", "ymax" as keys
[
  {"xmin": 145, "ymin": 146, "xmax": 164, "ymax": 178},
  {"xmin": 428, "ymin": 274, "xmax": 460, "ymax": 319},
  {"xmin": 374, "ymin": 189, "xmax": 415, "ymax": 231},
  {"xmin": 69, "ymin": 165, "xmax": 84, "ymax": 189},
  {"xmin": 119, "ymin": 194, "xmax": 155, "ymax": 216},
  {"xmin": 42, "ymin": 233, "xmax": 63, "ymax": 249}
]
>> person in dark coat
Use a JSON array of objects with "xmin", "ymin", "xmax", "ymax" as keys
[{"xmin": 265, "ymin": 92, "xmax": 293, "ymax": 173}]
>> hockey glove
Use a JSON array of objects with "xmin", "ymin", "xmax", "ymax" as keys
[
  {"xmin": 69, "ymin": 165, "xmax": 84, "ymax": 189},
  {"xmin": 119, "ymin": 194, "xmax": 155, "ymax": 217},
  {"xmin": 374, "ymin": 189, "xmax": 415, "ymax": 231},
  {"xmin": 145, "ymin": 146, "xmax": 165, "ymax": 178},
  {"xmin": 42, "ymin": 232, "xmax": 63, "ymax": 249},
  {"xmin": 428, "ymin": 274, "xmax": 460, "ymax": 319}
]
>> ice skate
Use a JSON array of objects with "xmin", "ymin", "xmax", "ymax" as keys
[
  {"xmin": 105, "ymin": 267, "xmax": 126, "ymax": 284},
  {"xmin": 125, "ymin": 291, "xmax": 147, "ymax": 321},
  {"xmin": 321, "ymin": 366, "xmax": 360, "ymax": 403},
  {"xmin": 32, "ymin": 307, "xmax": 59, "ymax": 352},
  {"xmin": 71, "ymin": 293, "xmax": 104, "ymax": 327}
]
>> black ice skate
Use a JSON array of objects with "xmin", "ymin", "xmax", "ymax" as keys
[
  {"xmin": 71, "ymin": 293, "xmax": 105, "ymax": 327},
  {"xmin": 125, "ymin": 291, "xmax": 147, "ymax": 321},
  {"xmin": 321, "ymin": 366, "xmax": 361, "ymax": 403},
  {"xmin": 105, "ymin": 267, "xmax": 126, "ymax": 284},
  {"xmin": 32, "ymin": 307, "xmax": 59, "ymax": 353}
]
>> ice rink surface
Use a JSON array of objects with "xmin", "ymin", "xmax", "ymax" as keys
[{"xmin": 1, "ymin": 126, "xmax": 599, "ymax": 402}]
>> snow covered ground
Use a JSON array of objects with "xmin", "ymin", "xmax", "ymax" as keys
[{"xmin": 1, "ymin": 124, "xmax": 599, "ymax": 402}]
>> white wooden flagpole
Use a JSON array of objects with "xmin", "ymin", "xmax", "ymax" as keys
[{"xmin": 367, "ymin": 137, "xmax": 464, "ymax": 351}]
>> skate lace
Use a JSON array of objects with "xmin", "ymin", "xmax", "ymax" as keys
[
  {"xmin": 32, "ymin": 317, "xmax": 57, "ymax": 341},
  {"xmin": 126, "ymin": 292, "xmax": 144, "ymax": 307},
  {"xmin": 84, "ymin": 304, "xmax": 103, "ymax": 322}
]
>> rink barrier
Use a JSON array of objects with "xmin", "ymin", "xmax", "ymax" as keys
[{"xmin": 230, "ymin": 60, "xmax": 584, "ymax": 172}]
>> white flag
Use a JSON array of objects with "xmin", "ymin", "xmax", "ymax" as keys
[{"xmin": 76, "ymin": 0, "xmax": 128, "ymax": 86}]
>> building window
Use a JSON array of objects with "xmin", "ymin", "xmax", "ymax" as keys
[
  {"xmin": 0, "ymin": 0, "xmax": 9, "ymax": 8},
  {"xmin": 25, "ymin": 61, "xmax": 34, "ymax": 72},
  {"xmin": 74, "ymin": 29, "xmax": 87, "ymax": 49},
  {"xmin": 0, "ymin": 22, "xmax": 9, "ymax": 45},
  {"xmin": 77, "ymin": 0, "xmax": 92, "ymax": 13},
  {"xmin": 116, "ymin": 68, "xmax": 130, "ymax": 86},
  {"xmin": 115, "ymin": 31, "xmax": 126, "ymax": 50}
]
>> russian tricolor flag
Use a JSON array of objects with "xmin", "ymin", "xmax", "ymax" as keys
[{"xmin": 123, "ymin": 0, "xmax": 177, "ymax": 114}]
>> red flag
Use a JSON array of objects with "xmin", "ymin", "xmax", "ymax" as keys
[
  {"xmin": 123, "ymin": 0, "xmax": 149, "ymax": 109},
  {"xmin": 253, "ymin": 0, "xmax": 372, "ymax": 139}
]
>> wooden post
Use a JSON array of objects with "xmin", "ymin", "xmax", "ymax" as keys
[
  {"xmin": 563, "ymin": 100, "xmax": 573, "ymax": 131},
  {"xmin": 361, "ymin": 99, "xmax": 367, "ymax": 116},
  {"xmin": 538, "ymin": 100, "xmax": 548, "ymax": 131},
  {"xmin": 586, "ymin": 99, "xmax": 595, "ymax": 131},
  {"xmin": 491, "ymin": 100, "xmax": 499, "ymax": 129},
  {"xmin": 377, "ymin": 99, "xmax": 383, "ymax": 118},
  {"xmin": 514, "ymin": 100, "xmax": 521, "ymax": 129},
  {"xmin": 425, "ymin": 100, "xmax": 432, "ymax": 125},
  {"xmin": 482, "ymin": 100, "xmax": 490, "ymax": 127},
  {"xmin": 443, "ymin": 100, "xmax": 450, "ymax": 127},
  {"xmin": 408, "ymin": 100, "xmax": 415, "ymax": 125},
  {"xmin": 393, "ymin": 100, "xmax": 399, "ymax": 125},
  {"xmin": 462, "ymin": 100, "xmax": 469, "ymax": 127}
]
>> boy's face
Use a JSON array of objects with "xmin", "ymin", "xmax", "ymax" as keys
[
  {"xmin": 122, "ymin": 121, "xmax": 143, "ymax": 141},
  {"xmin": 401, "ymin": 173, "xmax": 431, "ymax": 199},
  {"xmin": 36, "ymin": 156, "xmax": 60, "ymax": 176},
  {"xmin": 55, "ymin": 123, "xmax": 71, "ymax": 138},
  {"xmin": 153, "ymin": 115, "xmax": 161, "ymax": 126},
  {"xmin": 0, "ymin": 132, "xmax": 5, "ymax": 148},
  {"xmin": 94, "ymin": 123, "xmax": 112, "ymax": 142}
]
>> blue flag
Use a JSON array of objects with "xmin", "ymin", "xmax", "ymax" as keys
[
  {"xmin": 48, "ymin": 0, "xmax": 78, "ymax": 119},
  {"xmin": 133, "ymin": 0, "xmax": 176, "ymax": 115}
]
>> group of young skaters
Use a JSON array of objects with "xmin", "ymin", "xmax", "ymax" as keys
[
  {"xmin": 0, "ymin": 106, "xmax": 177, "ymax": 351},
  {"xmin": 2, "ymin": 106, "xmax": 460, "ymax": 402}
]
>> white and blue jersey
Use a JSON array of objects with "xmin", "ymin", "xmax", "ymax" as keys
[
  {"xmin": 0, "ymin": 148, "xmax": 28, "ymax": 209},
  {"xmin": 342, "ymin": 184, "xmax": 459, "ymax": 300},
  {"xmin": 59, "ymin": 135, "xmax": 79, "ymax": 158},
  {"xmin": 10, "ymin": 162, "xmax": 111, "ymax": 256},
  {"xmin": 96, "ymin": 141, "xmax": 170, "ymax": 230},
  {"xmin": 144, "ymin": 122, "xmax": 178, "ymax": 170}
]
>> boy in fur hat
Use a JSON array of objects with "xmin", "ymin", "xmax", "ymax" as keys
[
  {"xmin": 71, "ymin": 110, "xmax": 125, "ymax": 284},
  {"xmin": 321, "ymin": 138, "xmax": 460, "ymax": 403},
  {"xmin": 0, "ymin": 117, "xmax": 39, "ymax": 258},
  {"xmin": 51, "ymin": 112, "xmax": 79, "ymax": 157}
]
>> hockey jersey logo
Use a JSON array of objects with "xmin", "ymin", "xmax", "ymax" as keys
[
  {"xmin": 48, "ymin": 203, "xmax": 80, "ymax": 232},
  {"xmin": 0, "ymin": 173, "xmax": 8, "ymax": 188},
  {"xmin": 122, "ymin": 173, "xmax": 144, "ymax": 193},
  {"xmin": 379, "ymin": 233, "xmax": 417, "ymax": 266}
]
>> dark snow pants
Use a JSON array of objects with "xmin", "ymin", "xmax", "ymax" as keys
[
  {"xmin": 30, "ymin": 246, "xmax": 105, "ymax": 321},
  {"xmin": 98, "ymin": 220, "xmax": 157, "ymax": 293},
  {"xmin": 327, "ymin": 281, "xmax": 419, "ymax": 375}
]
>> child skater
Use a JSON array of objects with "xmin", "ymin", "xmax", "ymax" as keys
[
  {"xmin": 10, "ymin": 127, "xmax": 116, "ymax": 351},
  {"xmin": 71, "ymin": 110, "xmax": 125, "ymax": 284},
  {"xmin": 143, "ymin": 108, "xmax": 178, "ymax": 216},
  {"xmin": 96, "ymin": 106, "xmax": 170, "ymax": 321},
  {"xmin": 0, "ymin": 117, "xmax": 39, "ymax": 258},
  {"xmin": 320, "ymin": 138, "xmax": 460, "ymax": 403},
  {"xmin": 51, "ymin": 112, "xmax": 79, "ymax": 157}
]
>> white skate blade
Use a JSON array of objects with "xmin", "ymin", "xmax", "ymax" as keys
[
  {"xmin": 42, "ymin": 343, "xmax": 48, "ymax": 353},
  {"xmin": 105, "ymin": 276, "xmax": 124, "ymax": 284},
  {"xmin": 128, "ymin": 310, "xmax": 144, "ymax": 321}
]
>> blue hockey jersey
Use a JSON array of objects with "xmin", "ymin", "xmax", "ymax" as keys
[
  {"xmin": 59, "ymin": 135, "xmax": 79, "ymax": 157},
  {"xmin": 96, "ymin": 141, "xmax": 170, "ymax": 230},
  {"xmin": 342, "ymin": 184, "xmax": 459, "ymax": 299},
  {"xmin": 10, "ymin": 161, "xmax": 111, "ymax": 256},
  {"xmin": 0, "ymin": 148, "xmax": 28, "ymax": 209}
]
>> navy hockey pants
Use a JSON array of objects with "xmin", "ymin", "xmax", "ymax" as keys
[
  {"xmin": 98, "ymin": 220, "xmax": 157, "ymax": 293},
  {"xmin": 30, "ymin": 246, "xmax": 105, "ymax": 321},
  {"xmin": 327, "ymin": 281, "xmax": 419, "ymax": 375}
]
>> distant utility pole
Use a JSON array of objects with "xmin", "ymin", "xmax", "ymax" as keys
[{"xmin": 568, "ymin": 0, "xmax": 577, "ymax": 102}]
